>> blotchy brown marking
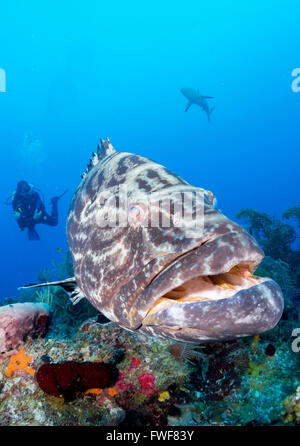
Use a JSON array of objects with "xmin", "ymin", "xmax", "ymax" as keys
[
  {"xmin": 136, "ymin": 177, "xmax": 152, "ymax": 193},
  {"xmin": 147, "ymin": 169, "xmax": 160, "ymax": 179}
]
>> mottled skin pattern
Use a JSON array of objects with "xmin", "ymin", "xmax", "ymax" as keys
[{"xmin": 66, "ymin": 139, "xmax": 284, "ymax": 343}]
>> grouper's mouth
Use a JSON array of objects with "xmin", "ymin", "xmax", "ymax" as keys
[
  {"xmin": 143, "ymin": 232, "xmax": 265, "ymax": 311},
  {"xmin": 139, "ymin": 231, "xmax": 284, "ymax": 342},
  {"xmin": 146, "ymin": 264, "xmax": 267, "ymax": 314}
]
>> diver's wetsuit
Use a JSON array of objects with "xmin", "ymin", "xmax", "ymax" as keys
[{"xmin": 12, "ymin": 189, "xmax": 59, "ymax": 240}]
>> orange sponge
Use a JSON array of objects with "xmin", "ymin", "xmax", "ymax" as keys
[{"xmin": 5, "ymin": 349, "xmax": 35, "ymax": 377}]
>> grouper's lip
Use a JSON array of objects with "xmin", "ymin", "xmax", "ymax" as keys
[{"xmin": 140, "ymin": 279, "xmax": 284, "ymax": 343}]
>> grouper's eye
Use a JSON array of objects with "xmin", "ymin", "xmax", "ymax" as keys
[{"xmin": 128, "ymin": 203, "xmax": 148, "ymax": 226}]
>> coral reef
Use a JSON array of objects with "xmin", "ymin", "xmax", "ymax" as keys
[
  {"xmin": 282, "ymin": 386, "xmax": 300, "ymax": 425},
  {"xmin": 255, "ymin": 256, "xmax": 296, "ymax": 301},
  {"xmin": 0, "ymin": 314, "xmax": 298, "ymax": 426},
  {"xmin": 0, "ymin": 319, "xmax": 190, "ymax": 425},
  {"xmin": 236, "ymin": 206, "xmax": 300, "ymax": 290},
  {"xmin": 283, "ymin": 204, "xmax": 300, "ymax": 228},
  {"xmin": 236, "ymin": 206, "xmax": 300, "ymax": 381},
  {"xmin": 0, "ymin": 303, "xmax": 51, "ymax": 353}
]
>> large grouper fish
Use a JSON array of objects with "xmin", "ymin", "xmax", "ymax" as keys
[{"xmin": 23, "ymin": 138, "xmax": 284, "ymax": 343}]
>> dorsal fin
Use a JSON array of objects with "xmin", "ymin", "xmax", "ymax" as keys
[
  {"xmin": 81, "ymin": 138, "xmax": 116, "ymax": 179},
  {"xmin": 97, "ymin": 137, "xmax": 116, "ymax": 161}
]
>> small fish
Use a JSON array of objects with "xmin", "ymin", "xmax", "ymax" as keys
[
  {"xmin": 56, "ymin": 248, "xmax": 62, "ymax": 253},
  {"xmin": 181, "ymin": 87, "xmax": 215, "ymax": 121},
  {"xmin": 21, "ymin": 138, "xmax": 284, "ymax": 344}
]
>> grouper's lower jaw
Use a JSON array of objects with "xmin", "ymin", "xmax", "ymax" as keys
[{"xmin": 139, "ymin": 277, "xmax": 284, "ymax": 343}]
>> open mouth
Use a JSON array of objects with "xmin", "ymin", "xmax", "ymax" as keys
[
  {"xmin": 144, "ymin": 263, "xmax": 266, "ymax": 317},
  {"xmin": 164, "ymin": 265, "xmax": 265, "ymax": 302},
  {"xmin": 136, "ymin": 228, "xmax": 283, "ymax": 342}
]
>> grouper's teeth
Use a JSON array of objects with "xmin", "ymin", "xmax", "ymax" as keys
[{"xmin": 219, "ymin": 282, "xmax": 235, "ymax": 289}]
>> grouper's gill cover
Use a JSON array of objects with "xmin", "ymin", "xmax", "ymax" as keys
[{"xmin": 64, "ymin": 138, "xmax": 284, "ymax": 343}]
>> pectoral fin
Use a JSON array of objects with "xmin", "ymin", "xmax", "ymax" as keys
[
  {"xmin": 185, "ymin": 101, "xmax": 193, "ymax": 112},
  {"xmin": 202, "ymin": 96, "xmax": 214, "ymax": 99},
  {"xmin": 19, "ymin": 277, "xmax": 85, "ymax": 305}
]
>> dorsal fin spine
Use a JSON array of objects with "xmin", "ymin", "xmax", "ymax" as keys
[
  {"xmin": 82, "ymin": 138, "xmax": 116, "ymax": 179},
  {"xmin": 98, "ymin": 137, "xmax": 116, "ymax": 160}
]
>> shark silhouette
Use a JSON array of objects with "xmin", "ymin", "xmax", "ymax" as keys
[{"xmin": 181, "ymin": 87, "xmax": 215, "ymax": 122}]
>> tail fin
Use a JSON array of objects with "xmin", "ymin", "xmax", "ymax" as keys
[{"xmin": 208, "ymin": 106, "xmax": 215, "ymax": 122}]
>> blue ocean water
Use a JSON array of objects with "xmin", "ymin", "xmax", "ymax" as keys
[{"xmin": 0, "ymin": 0, "xmax": 299, "ymax": 299}]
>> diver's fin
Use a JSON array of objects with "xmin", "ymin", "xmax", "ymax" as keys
[
  {"xmin": 57, "ymin": 189, "xmax": 68, "ymax": 200},
  {"xmin": 50, "ymin": 189, "xmax": 68, "ymax": 205},
  {"xmin": 202, "ymin": 96, "xmax": 214, "ymax": 99},
  {"xmin": 185, "ymin": 101, "xmax": 193, "ymax": 112},
  {"xmin": 19, "ymin": 277, "xmax": 86, "ymax": 305},
  {"xmin": 28, "ymin": 227, "xmax": 40, "ymax": 240},
  {"xmin": 97, "ymin": 137, "xmax": 116, "ymax": 161}
]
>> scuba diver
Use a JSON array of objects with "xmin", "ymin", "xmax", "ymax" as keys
[{"xmin": 11, "ymin": 180, "xmax": 66, "ymax": 240}]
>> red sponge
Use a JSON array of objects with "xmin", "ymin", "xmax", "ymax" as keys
[{"xmin": 36, "ymin": 361, "xmax": 119, "ymax": 401}]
